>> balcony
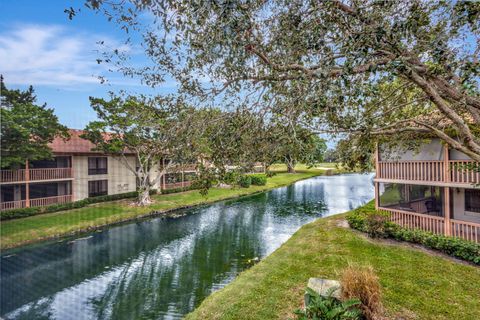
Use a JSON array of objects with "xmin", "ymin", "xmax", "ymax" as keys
[
  {"xmin": 0, "ymin": 168, "xmax": 73, "ymax": 184},
  {"xmin": 380, "ymin": 207, "xmax": 480, "ymax": 243},
  {"xmin": 376, "ymin": 160, "xmax": 479, "ymax": 185},
  {"xmin": 0, "ymin": 195, "xmax": 73, "ymax": 211}
]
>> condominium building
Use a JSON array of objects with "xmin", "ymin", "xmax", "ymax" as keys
[
  {"xmin": 0, "ymin": 130, "xmax": 138, "ymax": 211},
  {"xmin": 374, "ymin": 138, "xmax": 480, "ymax": 243}
]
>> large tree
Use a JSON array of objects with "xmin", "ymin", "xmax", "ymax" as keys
[
  {"xmin": 0, "ymin": 77, "xmax": 69, "ymax": 168},
  {"xmin": 82, "ymin": 94, "xmax": 201, "ymax": 205},
  {"xmin": 268, "ymin": 123, "xmax": 327, "ymax": 173},
  {"xmin": 83, "ymin": 0, "xmax": 480, "ymax": 163}
]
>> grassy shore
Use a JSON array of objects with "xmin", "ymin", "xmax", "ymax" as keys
[
  {"xmin": 0, "ymin": 167, "xmax": 330, "ymax": 250},
  {"xmin": 186, "ymin": 202, "xmax": 480, "ymax": 320}
]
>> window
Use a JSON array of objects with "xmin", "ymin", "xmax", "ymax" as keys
[
  {"xmin": 88, "ymin": 180, "xmax": 108, "ymax": 197},
  {"xmin": 88, "ymin": 157, "xmax": 107, "ymax": 175},
  {"xmin": 465, "ymin": 189, "xmax": 480, "ymax": 213}
]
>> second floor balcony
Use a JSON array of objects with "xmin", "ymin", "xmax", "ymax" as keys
[
  {"xmin": 1, "ymin": 167, "xmax": 73, "ymax": 184},
  {"xmin": 376, "ymin": 160, "xmax": 479, "ymax": 185}
]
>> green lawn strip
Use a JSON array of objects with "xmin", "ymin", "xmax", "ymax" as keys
[
  {"xmin": 186, "ymin": 213, "xmax": 480, "ymax": 320},
  {"xmin": 0, "ymin": 171, "xmax": 323, "ymax": 249}
]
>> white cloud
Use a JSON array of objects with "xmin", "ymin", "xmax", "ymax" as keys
[{"xmin": 0, "ymin": 24, "xmax": 134, "ymax": 88}]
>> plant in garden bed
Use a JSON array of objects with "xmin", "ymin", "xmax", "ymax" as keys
[
  {"xmin": 249, "ymin": 173, "xmax": 267, "ymax": 186},
  {"xmin": 295, "ymin": 288, "xmax": 363, "ymax": 320},
  {"xmin": 237, "ymin": 175, "xmax": 252, "ymax": 188},
  {"xmin": 341, "ymin": 266, "xmax": 384, "ymax": 320}
]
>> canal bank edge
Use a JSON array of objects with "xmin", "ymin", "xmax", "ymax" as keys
[
  {"xmin": 185, "ymin": 204, "xmax": 480, "ymax": 320},
  {"xmin": 1, "ymin": 170, "xmax": 341, "ymax": 250}
]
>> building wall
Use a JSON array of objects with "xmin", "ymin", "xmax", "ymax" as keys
[
  {"xmin": 380, "ymin": 139, "xmax": 444, "ymax": 161},
  {"xmin": 72, "ymin": 155, "xmax": 137, "ymax": 201},
  {"xmin": 380, "ymin": 138, "xmax": 473, "ymax": 161},
  {"xmin": 451, "ymin": 188, "xmax": 480, "ymax": 223}
]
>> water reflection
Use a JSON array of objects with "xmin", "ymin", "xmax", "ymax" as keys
[{"xmin": 1, "ymin": 173, "xmax": 374, "ymax": 319}]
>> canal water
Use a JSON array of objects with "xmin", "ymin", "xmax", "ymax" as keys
[{"xmin": 1, "ymin": 173, "xmax": 374, "ymax": 320}]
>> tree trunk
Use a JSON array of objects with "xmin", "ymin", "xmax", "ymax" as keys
[
  {"xmin": 137, "ymin": 187, "xmax": 152, "ymax": 206},
  {"xmin": 286, "ymin": 160, "xmax": 296, "ymax": 173}
]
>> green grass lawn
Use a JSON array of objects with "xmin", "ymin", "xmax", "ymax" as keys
[
  {"xmin": 186, "ymin": 203, "xmax": 480, "ymax": 320},
  {"xmin": 0, "ymin": 170, "xmax": 326, "ymax": 250}
]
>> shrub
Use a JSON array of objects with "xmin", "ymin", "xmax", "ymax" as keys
[
  {"xmin": 341, "ymin": 266, "xmax": 384, "ymax": 320},
  {"xmin": 237, "ymin": 175, "xmax": 252, "ymax": 188},
  {"xmin": 295, "ymin": 288, "xmax": 362, "ymax": 320},
  {"xmin": 222, "ymin": 171, "xmax": 240, "ymax": 185},
  {"xmin": 386, "ymin": 227, "xmax": 480, "ymax": 265},
  {"xmin": 347, "ymin": 205, "xmax": 480, "ymax": 265},
  {"xmin": 365, "ymin": 213, "xmax": 389, "ymax": 238},
  {"xmin": 249, "ymin": 173, "xmax": 267, "ymax": 186}
]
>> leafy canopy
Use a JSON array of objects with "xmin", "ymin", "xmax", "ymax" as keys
[
  {"xmin": 83, "ymin": 0, "xmax": 480, "ymax": 165},
  {"xmin": 0, "ymin": 78, "xmax": 69, "ymax": 168}
]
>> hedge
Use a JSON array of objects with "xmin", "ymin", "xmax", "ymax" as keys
[
  {"xmin": 248, "ymin": 174, "xmax": 267, "ymax": 186},
  {"xmin": 1, "ymin": 189, "xmax": 158, "ymax": 221},
  {"xmin": 346, "ymin": 204, "xmax": 480, "ymax": 265},
  {"xmin": 160, "ymin": 184, "xmax": 197, "ymax": 194},
  {"xmin": 237, "ymin": 175, "xmax": 252, "ymax": 188}
]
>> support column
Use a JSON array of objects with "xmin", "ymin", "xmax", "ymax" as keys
[
  {"xmin": 444, "ymin": 187, "xmax": 451, "ymax": 236},
  {"xmin": 374, "ymin": 182, "xmax": 380, "ymax": 210},
  {"xmin": 443, "ymin": 144, "xmax": 451, "ymax": 236},
  {"xmin": 25, "ymin": 160, "xmax": 30, "ymax": 208},
  {"xmin": 71, "ymin": 155, "xmax": 75, "ymax": 201}
]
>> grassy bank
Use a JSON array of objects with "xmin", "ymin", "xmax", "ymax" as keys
[
  {"xmin": 0, "ymin": 168, "xmax": 328, "ymax": 250},
  {"xmin": 186, "ymin": 203, "xmax": 480, "ymax": 320}
]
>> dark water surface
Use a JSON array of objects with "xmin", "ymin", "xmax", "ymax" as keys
[{"xmin": 1, "ymin": 174, "xmax": 374, "ymax": 320}]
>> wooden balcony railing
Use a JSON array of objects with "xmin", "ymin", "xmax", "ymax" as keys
[
  {"xmin": 377, "ymin": 160, "xmax": 479, "ymax": 184},
  {"xmin": 0, "ymin": 195, "xmax": 73, "ymax": 211},
  {"xmin": 163, "ymin": 181, "xmax": 193, "ymax": 190},
  {"xmin": 1, "ymin": 168, "xmax": 73, "ymax": 183},
  {"xmin": 377, "ymin": 161, "xmax": 445, "ymax": 182},
  {"xmin": 380, "ymin": 207, "xmax": 480, "ymax": 243},
  {"xmin": 382, "ymin": 207, "xmax": 445, "ymax": 234},
  {"xmin": 451, "ymin": 219, "xmax": 480, "ymax": 243},
  {"xmin": 0, "ymin": 199, "xmax": 28, "ymax": 211},
  {"xmin": 449, "ymin": 160, "xmax": 479, "ymax": 184}
]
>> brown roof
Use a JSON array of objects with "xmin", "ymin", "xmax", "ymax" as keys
[{"xmin": 49, "ymin": 129, "xmax": 134, "ymax": 155}]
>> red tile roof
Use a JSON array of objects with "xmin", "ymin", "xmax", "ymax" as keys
[{"xmin": 49, "ymin": 129, "xmax": 134, "ymax": 154}]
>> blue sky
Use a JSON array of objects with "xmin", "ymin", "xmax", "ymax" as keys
[
  {"xmin": 0, "ymin": 1, "xmax": 339, "ymax": 148},
  {"xmin": 0, "ymin": 0, "xmax": 164, "ymax": 129}
]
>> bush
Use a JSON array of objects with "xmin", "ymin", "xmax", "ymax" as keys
[
  {"xmin": 295, "ymin": 288, "xmax": 362, "ymax": 320},
  {"xmin": 341, "ymin": 266, "xmax": 384, "ymax": 320},
  {"xmin": 222, "ymin": 171, "xmax": 240, "ymax": 185},
  {"xmin": 347, "ymin": 205, "xmax": 480, "ymax": 265},
  {"xmin": 237, "ymin": 175, "xmax": 252, "ymax": 188},
  {"xmin": 365, "ymin": 213, "xmax": 389, "ymax": 238},
  {"xmin": 249, "ymin": 173, "xmax": 267, "ymax": 186}
]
